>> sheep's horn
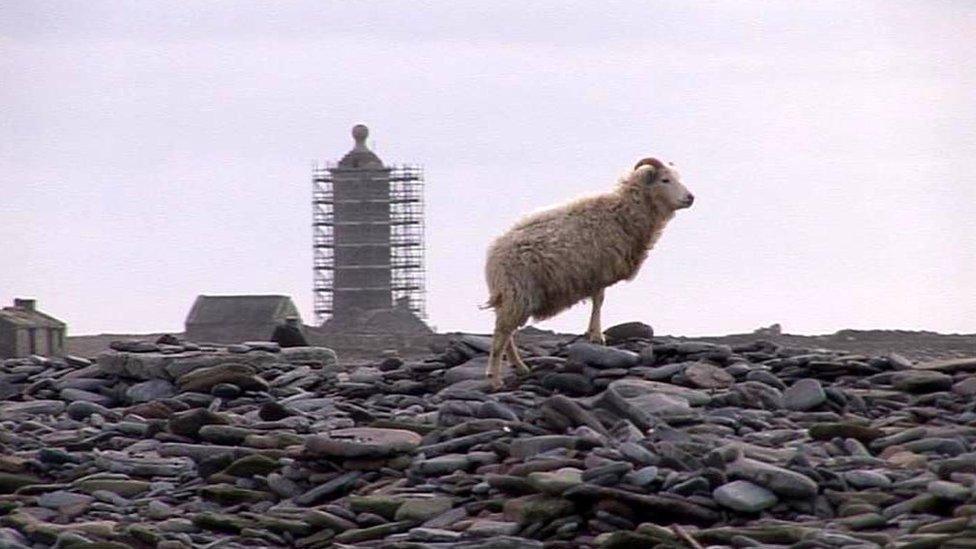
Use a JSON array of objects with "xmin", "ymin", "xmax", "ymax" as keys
[{"xmin": 634, "ymin": 157, "xmax": 664, "ymax": 170}]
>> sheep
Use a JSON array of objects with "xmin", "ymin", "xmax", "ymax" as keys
[{"xmin": 482, "ymin": 157, "xmax": 694, "ymax": 390}]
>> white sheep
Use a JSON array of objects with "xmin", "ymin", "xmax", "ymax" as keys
[{"xmin": 483, "ymin": 157, "xmax": 694, "ymax": 389}]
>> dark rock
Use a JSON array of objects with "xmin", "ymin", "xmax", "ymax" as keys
[
  {"xmin": 168, "ymin": 408, "xmax": 228, "ymax": 438},
  {"xmin": 808, "ymin": 422, "xmax": 884, "ymax": 443},
  {"xmin": 210, "ymin": 383, "xmax": 241, "ymax": 398},
  {"xmin": 603, "ymin": 322, "xmax": 654, "ymax": 345},
  {"xmin": 783, "ymin": 379, "xmax": 827, "ymax": 411},
  {"xmin": 542, "ymin": 373, "xmax": 594, "ymax": 396},
  {"xmin": 258, "ymin": 401, "xmax": 293, "ymax": 421}
]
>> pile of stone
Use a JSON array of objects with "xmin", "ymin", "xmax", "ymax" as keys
[{"xmin": 1, "ymin": 326, "xmax": 976, "ymax": 548}]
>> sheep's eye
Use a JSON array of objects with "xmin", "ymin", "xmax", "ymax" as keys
[{"xmin": 662, "ymin": 178, "xmax": 671, "ymax": 183}]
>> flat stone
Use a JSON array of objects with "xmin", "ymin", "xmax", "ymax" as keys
[
  {"xmin": 168, "ymin": 408, "xmax": 228, "ymax": 438},
  {"xmin": 509, "ymin": 435, "xmax": 578, "ymax": 459},
  {"xmin": 60, "ymin": 387, "xmax": 113, "ymax": 406},
  {"xmin": 280, "ymin": 346, "xmax": 337, "ymax": 366},
  {"xmin": 96, "ymin": 350, "xmax": 170, "ymax": 380},
  {"xmin": 125, "ymin": 379, "xmax": 176, "ymax": 403},
  {"xmin": 502, "ymin": 495, "xmax": 575, "ymax": 524},
  {"xmin": 94, "ymin": 452, "xmax": 194, "ymax": 477},
  {"xmin": 198, "ymin": 425, "xmax": 253, "ymax": 445},
  {"xmin": 567, "ymin": 342, "xmax": 639, "ymax": 369},
  {"xmin": 350, "ymin": 366, "xmax": 383, "ymax": 384},
  {"xmin": 466, "ymin": 520, "xmax": 520, "ymax": 537},
  {"xmin": 210, "ymin": 383, "xmax": 241, "ymax": 398},
  {"xmin": 36, "ymin": 490, "xmax": 94, "ymax": 515},
  {"xmin": 219, "ymin": 454, "xmax": 279, "ymax": 477},
  {"xmin": 444, "ymin": 357, "xmax": 497, "ymax": 385},
  {"xmin": 305, "ymin": 428, "xmax": 421, "ymax": 458},
  {"xmin": 66, "ymin": 401, "xmax": 111, "ymax": 421},
  {"xmin": 1, "ymin": 400, "xmax": 66, "ymax": 419},
  {"xmin": 409, "ymin": 527, "xmax": 463, "ymax": 542},
  {"xmin": 242, "ymin": 341, "xmax": 281, "ymax": 352},
  {"xmin": 542, "ymin": 373, "xmax": 593, "ymax": 396},
  {"xmin": 73, "ymin": 478, "xmax": 150, "ymax": 498},
  {"xmin": 259, "ymin": 401, "xmax": 293, "ymax": 421},
  {"xmin": 125, "ymin": 400, "xmax": 175, "ymax": 419},
  {"xmin": 146, "ymin": 500, "xmax": 176, "ymax": 520},
  {"xmin": 606, "ymin": 378, "xmax": 711, "ymax": 406},
  {"xmin": 348, "ymin": 495, "xmax": 405, "ymax": 519},
  {"xmin": 176, "ymin": 363, "xmax": 269, "ymax": 393},
  {"xmin": 891, "ymin": 370, "xmax": 953, "ymax": 393},
  {"xmin": 713, "ymin": 480, "xmax": 778, "ymax": 512},
  {"xmin": 914, "ymin": 357, "xmax": 976, "ymax": 373},
  {"xmin": 460, "ymin": 335, "xmax": 493, "ymax": 353},
  {"xmin": 596, "ymin": 378, "xmax": 709, "ymax": 430},
  {"xmin": 394, "ymin": 497, "xmax": 453, "ymax": 522},
  {"xmin": 928, "ymin": 480, "xmax": 970, "ymax": 502},
  {"xmin": 844, "ymin": 470, "xmax": 891, "ymax": 489},
  {"xmin": 333, "ymin": 521, "xmax": 413, "ymax": 544},
  {"xmin": 294, "ymin": 471, "xmax": 360, "ymax": 506},
  {"xmin": 201, "ymin": 483, "xmax": 273, "ymax": 504},
  {"xmin": 527, "ymin": 468, "xmax": 583, "ymax": 495},
  {"xmin": 684, "ymin": 362, "xmax": 734, "ymax": 389},
  {"xmin": 110, "ymin": 340, "xmax": 159, "ymax": 352},
  {"xmin": 726, "ymin": 457, "xmax": 818, "ymax": 499},
  {"xmin": 783, "ymin": 379, "xmax": 826, "ymax": 411},
  {"xmin": 415, "ymin": 454, "xmax": 469, "ymax": 476},
  {"xmin": 808, "ymin": 422, "xmax": 884, "ymax": 443}
]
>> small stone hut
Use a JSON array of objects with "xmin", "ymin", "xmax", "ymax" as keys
[
  {"xmin": 0, "ymin": 298, "xmax": 67, "ymax": 358},
  {"xmin": 184, "ymin": 295, "xmax": 302, "ymax": 344}
]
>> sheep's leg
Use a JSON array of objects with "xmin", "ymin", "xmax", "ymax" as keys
[
  {"xmin": 486, "ymin": 316, "xmax": 518, "ymax": 391},
  {"xmin": 586, "ymin": 288, "xmax": 606, "ymax": 345},
  {"xmin": 507, "ymin": 333, "xmax": 530, "ymax": 376}
]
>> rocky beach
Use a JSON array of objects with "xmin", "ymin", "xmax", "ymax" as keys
[{"xmin": 2, "ymin": 325, "xmax": 976, "ymax": 548}]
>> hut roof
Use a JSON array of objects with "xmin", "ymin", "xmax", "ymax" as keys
[
  {"xmin": 185, "ymin": 295, "xmax": 300, "ymax": 325},
  {"xmin": 0, "ymin": 306, "xmax": 65, "ymax": 329}
]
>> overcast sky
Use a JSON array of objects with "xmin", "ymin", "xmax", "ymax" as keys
[{"xmin": 2, "ymin": 1, "xmax": 974, "ymax": 337}]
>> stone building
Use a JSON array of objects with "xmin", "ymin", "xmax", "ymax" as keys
[
  {"xmin": 184, "ymin": 295, "xmax": 302, "ymax": 344},
  {"xmin": 0, "ymin": 298, "xmax": 67, "ymax": 358}
]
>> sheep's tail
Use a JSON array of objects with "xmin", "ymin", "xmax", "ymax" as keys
[{"xmin": 479, "ymin": 292, "xmax": 502, "ymax": 310}]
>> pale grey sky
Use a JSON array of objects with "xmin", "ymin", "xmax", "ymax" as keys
[{"xmin": 1, "ymin": 1, "xmax": 974, "ymax": 336}]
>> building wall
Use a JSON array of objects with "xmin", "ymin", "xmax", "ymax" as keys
[
  {"xmin": 48, "ymin": 328, "xmax": 64, "ymax": 355},
  {"xmin": 0, "ymin": 322, "xmax": 15, "ymax": 358},
  {"xmin": 187, "ymin": 322, "xmax": 280, "ymax": 345},
  {"xmin": 33, "ymin": 328, "xmax": 49, "ymax": 356},
  {"xmin": 16, "ymin": 329, "xmax": 29, "ymax": 358},
  {"xmin": 0, "ymin": 318, "xmax": 66, "ymax": 359}
]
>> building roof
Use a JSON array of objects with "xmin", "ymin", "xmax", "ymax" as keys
[
  {"xmin": 336, "ymin": 124, "xmax": 385, "ymax": 169},
  {"xmin": 185, "ymin": 295, "xmax": 300, "ymax": 325},
  {"xmin": 0, "ymin": 306, "xmax": 65, "ymax": 329}
]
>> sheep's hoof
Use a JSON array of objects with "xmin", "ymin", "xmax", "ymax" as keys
[
  {"xmin": 514, "ymin": 364, "xmax": 531, "ymax": 376},
  {"xmin": 486, "ymin": 373, "xmax": 504, "ymax": 391},
  {"xmin": 587, "ymin": 333, "xmax": 606, "ymax": 345}
]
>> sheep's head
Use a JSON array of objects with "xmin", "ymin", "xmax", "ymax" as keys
[{"xmin": 632, "ymin": 157, "xmax": 694, "ymax": 211}]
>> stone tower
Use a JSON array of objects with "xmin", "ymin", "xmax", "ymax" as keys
[{"xmin": 312, "ymin": 125, "xmax": 427, "ymax": 331}]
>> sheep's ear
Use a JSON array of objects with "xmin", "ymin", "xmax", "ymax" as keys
[{"xmin": 633, "ymin": 157, "xmax": 664, "ymax": 183}]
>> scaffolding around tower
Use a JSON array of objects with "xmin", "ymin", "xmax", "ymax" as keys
[{"xmin": 312, "ymin": 161, "xmax": 427, "ymax": 326}]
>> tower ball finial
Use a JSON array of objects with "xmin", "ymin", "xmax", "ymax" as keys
[{"xmin": 352, "ymin": 124, "xmax": 369, "ymax": 145}]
